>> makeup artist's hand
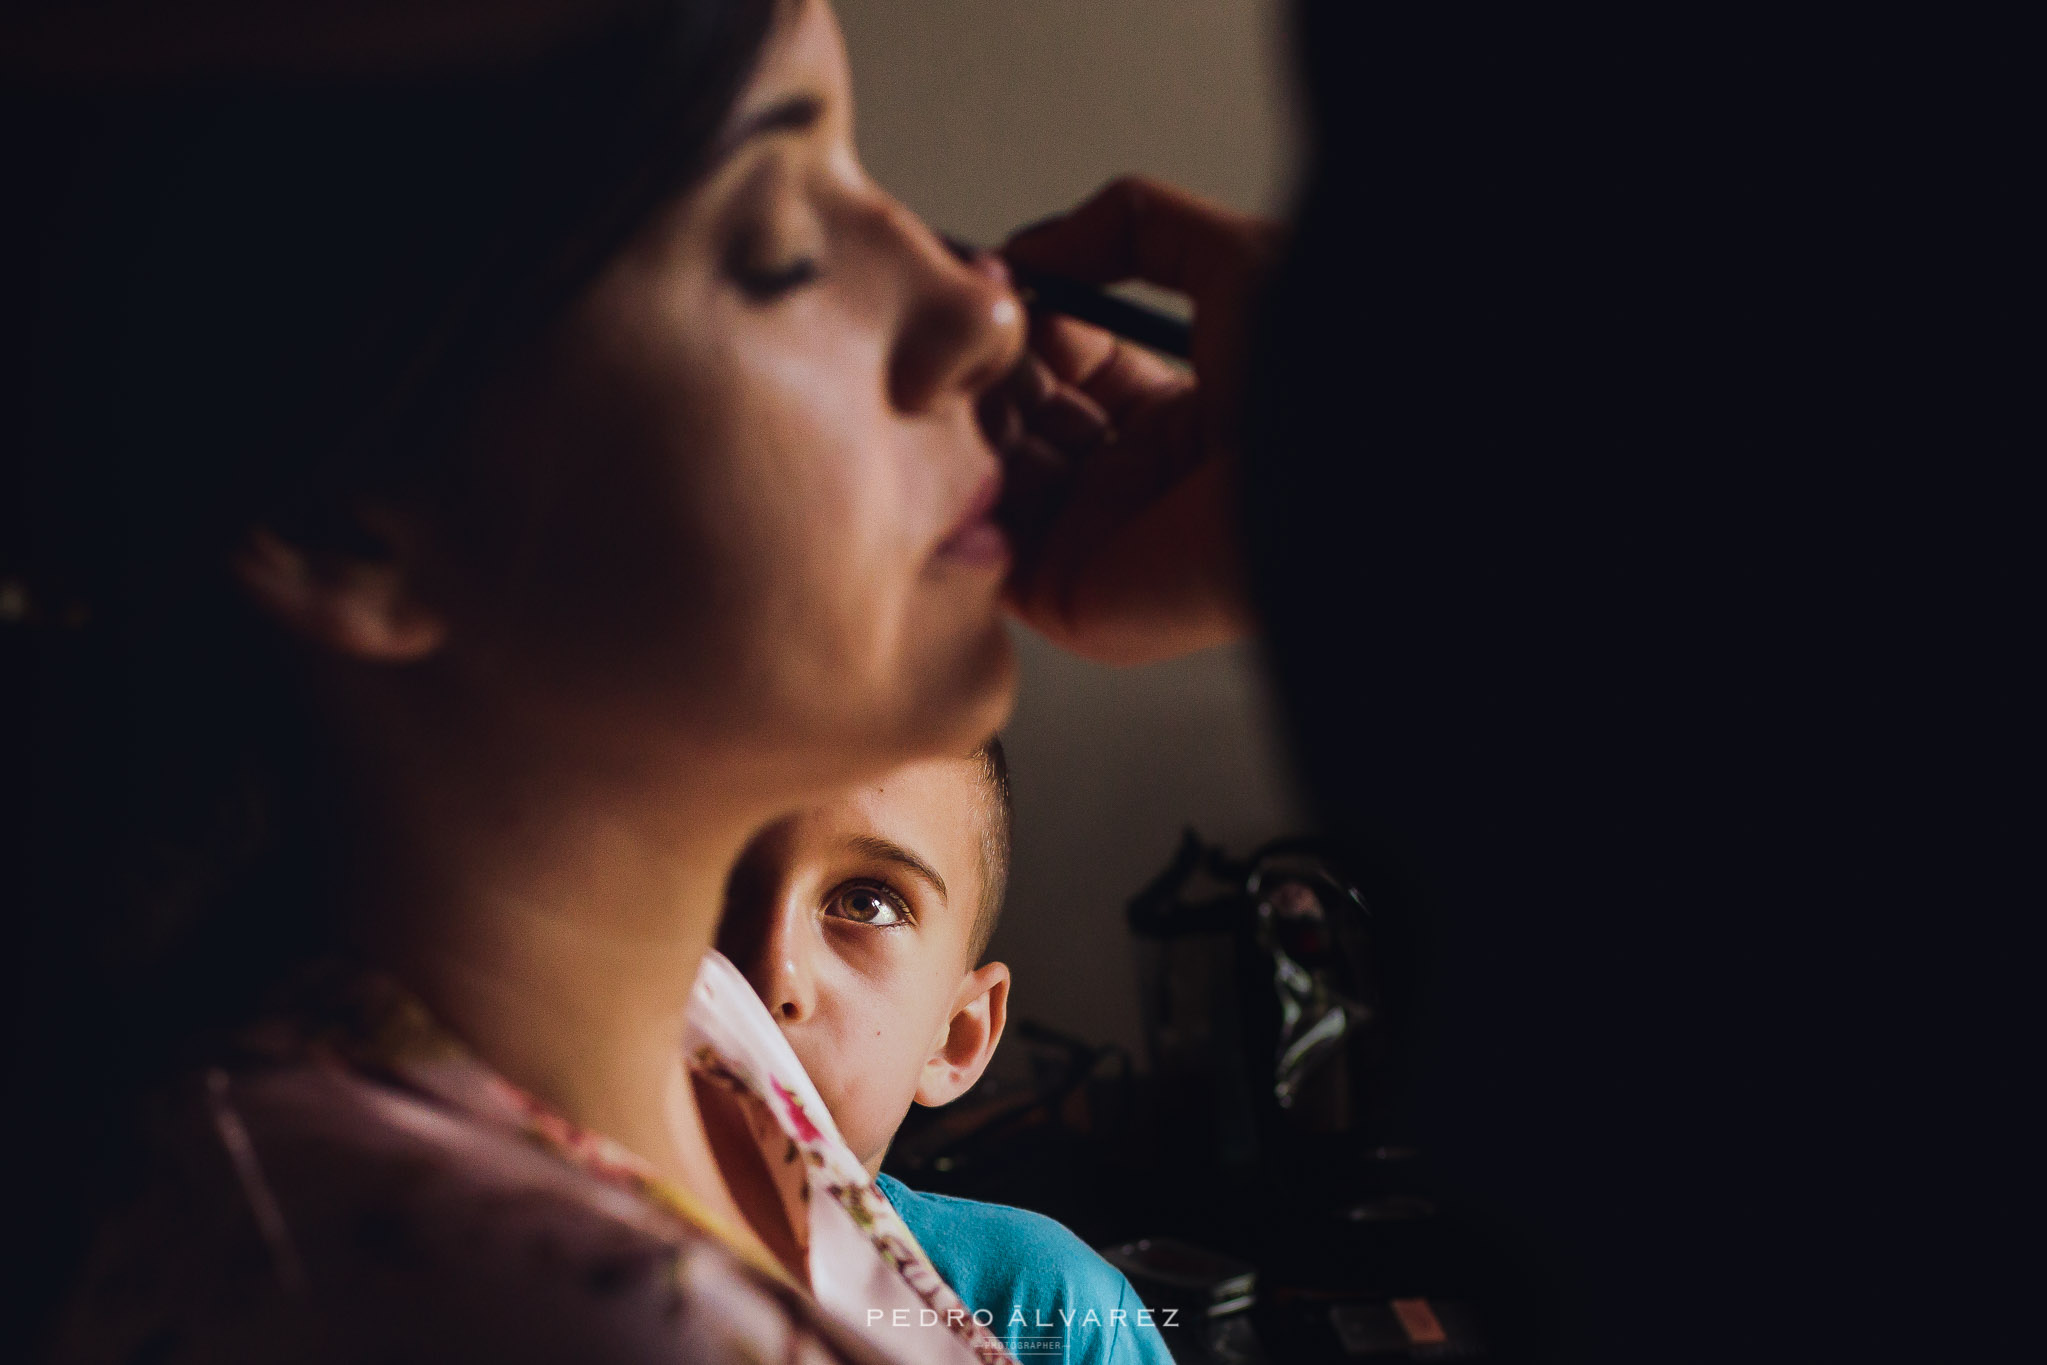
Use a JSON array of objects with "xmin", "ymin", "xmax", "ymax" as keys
[{"xmin": 990, "ymin": 177, "xmax": 1277, "ymax": 666}]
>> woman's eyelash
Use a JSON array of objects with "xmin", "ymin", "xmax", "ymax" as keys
[{"xmin": 735, "ymin": 256, "xmax": 820, "ymax": 301}]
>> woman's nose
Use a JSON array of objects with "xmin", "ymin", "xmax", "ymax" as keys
[{"xmin": 887, "ymin": 214, "xmax": 1027, "ymax": 416}]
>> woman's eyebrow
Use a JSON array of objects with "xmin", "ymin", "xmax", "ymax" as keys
[
  {"xmin": 846, "ymin": 834, "xmax": 947, "ymax": 904},
  {"xmin": 715, "ymin": 92, "xmax": 825, "ymax": 160}
]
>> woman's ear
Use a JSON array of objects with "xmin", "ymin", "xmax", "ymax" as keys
[
  {"xmin": 914, "ymin": 962, "xmax": 1011, "ymax": 1108},
  {"xmin": 231, "ymin": 517, "xmax": 447, "ymax": 662}
]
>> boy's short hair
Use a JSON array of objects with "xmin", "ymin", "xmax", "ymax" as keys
[{"xmin": 967, "ymin": 737, "xmax": 1011, "ymax": 965}]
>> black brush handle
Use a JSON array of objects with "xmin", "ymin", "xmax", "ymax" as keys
[
  {"xmin": 1005, "ymin": 261, "xmax": 1192, "ymax": 360},
  {"xmin": 942, "ymin": 234, "xmax": 1192, "ymax": 360}
]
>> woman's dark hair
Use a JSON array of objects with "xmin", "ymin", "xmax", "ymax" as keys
[{"xmin": 1, "ymin": 0, "xmax": 779, "ymax": 1344}]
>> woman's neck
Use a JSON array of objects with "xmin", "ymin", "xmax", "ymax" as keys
[
  {"xmin": 328, "ymin": 679, "xmax": 793, "ymax": 1265},
  {"xmin": 369, "ymin": 836, "xmax": 726, "ymax": 1178}
]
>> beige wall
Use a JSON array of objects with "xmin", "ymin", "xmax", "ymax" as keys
[{"xmin": 834, "ymin": 0, "xmax": 1304, "ymax": 1059}]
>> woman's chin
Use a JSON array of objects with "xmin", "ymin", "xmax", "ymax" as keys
[
  {"xmin": 891, "ymin": 616, "xmax": 1018, "ymax": 763},
  {"xmin": 951, "ymin": 615, "xmax": 1020, "ymax": 746}
]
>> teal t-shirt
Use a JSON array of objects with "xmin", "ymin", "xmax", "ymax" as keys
[{"xmin": 875, "ymin": 1173, "xmax": 1176, "ymax": 1365}]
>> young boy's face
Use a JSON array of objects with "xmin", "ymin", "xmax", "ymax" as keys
[{"xmin": 718, "ymin": 754, "xmax": 1009, "ymax": 1173}]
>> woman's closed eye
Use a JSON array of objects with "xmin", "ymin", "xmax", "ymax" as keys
[
  {"xmin": 823, "ymin": 880, "xmax": 912, "ymax": 928},
  {"xmin": 733, "ymin": 254, "xmax": 820, "ymax": 301}
]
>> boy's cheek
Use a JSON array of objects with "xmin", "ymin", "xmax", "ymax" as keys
[
  {"xmin": 781, "ymin": 1022, "xmax": 832, "ymax": 1075},
  {"xmin": 775, "ymin": 1025, "xmax": 838, "ymax": 1105}
]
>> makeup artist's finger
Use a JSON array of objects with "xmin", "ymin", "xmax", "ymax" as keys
[
  {"xmin": 982, "ymin": 355, "xmax": 1080, "ymax": 455},
  {"xmin": 987, "ymin": 345, "xmax": 1124, "ymax": 469},
  {"xmin": 980, "ymin": 352, "xmax": 1063, "ymax": 453},
  {"xmin": 1004, "ymin": 455, "xmax": 1250, "ymax": 667},
  {"xmin": 1020, "ymin": 373, "xmax": 1116, "ymax": 455},
  {"xmin": 997, "ymin": 429, "xmax": 1073, "ymax": 511},
  {"xmin": 995, "ymin": 429, "xmax": 1080, "ymax": 567},
  {"xmin": 1030, "ymin": 312, "xmax": 1190, "ymax": 429},
  {"xmin": 1005, "ymin": 350, "xmax": 1059, "ymax": 409},
  {"xmin": 976, "ymin": 380, "xmax": 1025, "ymax": 453},
  {"xmin": 1002, "ymin": 176, "xmax": 1274, "ymax": 302}
]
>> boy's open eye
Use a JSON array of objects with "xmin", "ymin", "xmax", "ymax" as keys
[{"xmin": 824, "ymin": 880, "xmax": 912, "ymax": 928}]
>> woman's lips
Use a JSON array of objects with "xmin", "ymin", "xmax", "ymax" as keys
[{"xmin": 933, "ymin": 472, "xmax": 1010, "ymax": 569}]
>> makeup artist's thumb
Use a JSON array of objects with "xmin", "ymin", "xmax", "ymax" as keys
[{"xmin": 1002, "ymin": 175, "xmax": 1271, "ymax": 303}]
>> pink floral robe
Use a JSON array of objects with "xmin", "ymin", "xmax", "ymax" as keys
[{"xmin": 42, "ymin": 960, "xmax": 1009, "ymax": 1365}]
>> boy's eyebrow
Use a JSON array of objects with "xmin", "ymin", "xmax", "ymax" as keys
[{"xmin": 847, "ymin": 834, "xmax": 947, "ymax": 904}]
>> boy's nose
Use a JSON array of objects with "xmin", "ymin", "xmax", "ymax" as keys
[
  {"xmin": 768, "ymin": 957, "xmax": 816, "ymax": 1024},
  {"xmin": 759, "ymin": 911, "xmax": 818, "ymax": 1026}
]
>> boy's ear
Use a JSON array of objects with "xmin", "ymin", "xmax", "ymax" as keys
[
  {"xmin": 914, "ymin": 962, "xmax": 1011, "ymax": 1108},
  {"xmin": 231, "ymin": 518, "xmax": 446, "ymax": 662}
]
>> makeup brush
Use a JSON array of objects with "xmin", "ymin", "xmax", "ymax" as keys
[{"xmin": 942, "ymin": 234, "xmax": 1192, "ymax": 361}]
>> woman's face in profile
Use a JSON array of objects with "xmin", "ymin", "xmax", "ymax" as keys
[{"xmin": 437, "ymin": 0, "xmax": 1025, "ymax": 793}]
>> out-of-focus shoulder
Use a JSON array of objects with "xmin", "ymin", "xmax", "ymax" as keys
[{"xmin": 45, "ymin": 1059, "xmax": 882, "ymax": 1365}]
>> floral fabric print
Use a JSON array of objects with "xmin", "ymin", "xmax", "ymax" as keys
[
  {"xmin": 686, "ymin": 951, "xmax": 1017, "ymax": 1365},
  {"xmin": 43, "ymin": 966, "xmax": 896, "ymax": 1365}
]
